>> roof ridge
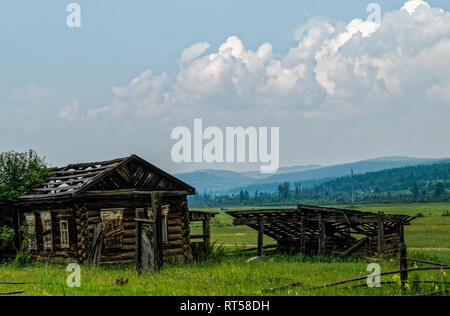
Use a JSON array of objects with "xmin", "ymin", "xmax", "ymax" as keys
[{"xmin": 50, "ymin": 156, "xmax": 132, "ymax": 171}]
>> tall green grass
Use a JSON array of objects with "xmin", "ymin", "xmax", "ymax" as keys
[{"xmin": 1, "ymin": 202, "xmax": 449, "ymax": 296}]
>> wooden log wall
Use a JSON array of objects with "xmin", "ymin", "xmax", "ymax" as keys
[
  {"xmin": 85, "ymin": 207, "xmax": 136, "ymax": 264},
  {"xmin": 17, "ymin": 207, "xmax": 80, "ymax": 263},
  {"xmin": 16, "ymin": 193, "xmax": 194, "ymax": 265},
  {"xmin": 162, "ymin": 196, "xmax": 193, "ymax": 263},
  {"xmin": 75, "ymin": 206, "xmax": 88, "ymax": 263},
  {"xmin": 83, "ymin": 195, "xmax": 193, "ymax": 264}
]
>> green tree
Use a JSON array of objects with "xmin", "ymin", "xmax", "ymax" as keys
[
  {"xmin": 410, "ymin": 182, "xmax": 420, "ymax": 199},
  {"xmin": 433, "ymin": 182, "xmax": 445, "ymax": 198},
  {"xmin": 277, "ymin": 182, "xmax": 291, "ymax": 200},
  {"xmin": 0, "ymin": 150, "xmax": 49, "ymax": 203}
]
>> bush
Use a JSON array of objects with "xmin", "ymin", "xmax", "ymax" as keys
[
  {"xmin": 416, "ymin": 213, "xmax": 425, "ymax": 218},
  {"xmin": 13, "ymin": 226, "xmax": 35, "ymax": 267},
  {"xmin": 14, "ymin": 252, "xmax": 34, "ymax": 267},
  {"xmin": 442, "ymin": 210, "xmax": 450, "ymax": 217},
  {"xmin": 194, "ymin": 242, "xmax": 226, "ymax": 264},
  {"xmin": 0, "ymin": 225, "xmax": 15, "ymax": 250}
]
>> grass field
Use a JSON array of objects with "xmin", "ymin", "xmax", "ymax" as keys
[
  {"xmin": 1, "ymin": 203, "xmax": 450, "ymax": 296},
  {"xmin": 191, "ymin": 202, "xmax": 450, "ymax": 250}
]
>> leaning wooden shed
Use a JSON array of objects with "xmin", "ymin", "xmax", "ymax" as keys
[
  {"xmin": 227, "ymin": 204, "xmax": 415, "ymax": 257},
  {"xmin": 14, "ymin": 155, "xmax": 197, "ymax": 266}
]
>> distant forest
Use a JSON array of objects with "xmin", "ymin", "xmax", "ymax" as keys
[{"xmin": 189, "ymin": 163, "xmax": 450, "ymax": 207}]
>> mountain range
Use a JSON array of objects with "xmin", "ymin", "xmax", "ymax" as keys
[{"xmin": 176, "ymin": 156, "xmax": 450, "ymax": 194}]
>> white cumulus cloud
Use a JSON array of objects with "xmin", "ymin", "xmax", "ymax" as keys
[{"xmin": 86, "ymin": 0, "xmax": 450, "ymax": 122}]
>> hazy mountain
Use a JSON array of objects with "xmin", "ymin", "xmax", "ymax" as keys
[
  {"xmin": 177, "ymin": 156, "xmax": 449, "ymax": 194},
  {"xmin": 176, "ymin": 169, "xmax": 254, "ymax": 194},
  {"xmin": 253, "ymin": 156, "xmax": 446, "ymax": 185},
  {"xmin": 312, "ymin": 162, "xmax": 450, "ymax": 196},
  {"xmin": 241, "ymin": 164, "xmax": 322, "ymax": 180},
  {"xmin": 189, "ymin": 161, "xmax": 450, "ymax": 208}
]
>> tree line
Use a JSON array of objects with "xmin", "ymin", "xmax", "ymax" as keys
[{"xmin": 189, "ymin": 163, "xmax": 450, "ymax": 207}]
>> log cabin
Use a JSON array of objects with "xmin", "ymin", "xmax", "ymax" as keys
[{"xmin": 13, "ymin": 155, "xmax": 199, "ymax": 266}]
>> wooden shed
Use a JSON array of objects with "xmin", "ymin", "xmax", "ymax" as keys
[
  {"xmin": 227, "ymin": 204, "xmax": 415, "ymax": 257},
  {"xmin": 14, "ymin": 155, "xmax": 197, "ymax": 267}
]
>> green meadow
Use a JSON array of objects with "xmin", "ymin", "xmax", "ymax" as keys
[{"xmin": 1, "ymin": 203, "xmax": 450, "ymax": 296}]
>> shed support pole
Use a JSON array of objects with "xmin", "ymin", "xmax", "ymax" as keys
[{"xmin": 258, "ymin": 218, "xmax": 264, "ymax": 257}]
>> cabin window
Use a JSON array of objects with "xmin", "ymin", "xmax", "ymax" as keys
[
  {"xmin": 101, "ymin": 210, "xmax": 124, "ymax": 249},
  {"xmin": 60, "ymin": 220, "xmax": 70, "ymax": 249},
  {"xmin": 24, "ymin": 213, "xmax": 37, "ymax": 251},
  {"xmin": 41, "ymin": 212, "xmax": 53, "ymax": 251}
]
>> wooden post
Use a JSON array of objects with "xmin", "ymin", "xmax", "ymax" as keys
[
  {"xmin": 258, "ymin": 217, "xmax": 264, "ymax": 257},
  {"xmin": 377, "ymin": 212, "xmax": 385, "ymax": 256},
  {"xmin": 135, "ymin": 207, "xmax": 140, "ymax": 267},
  {"xmin": 400, "ymin": 243, "xmax": 408, "ymax": 293},
  {"xmin": 300, "ymin": 216, "xmax": 306, "ymax": 254},
  {"xmin": 136, "ymin": 221, "xmax": 142, "ymax": 273},
  {"xmin": 203, "ymin": 214, "xmax": 211, "ymax": 250},
  {"xmin": 151, "ymin": 192, "xmax": 163, "ymax": 270},
  {"xmin": 399, "ymin": 224, "xmax": 405, "ymax": 243}
]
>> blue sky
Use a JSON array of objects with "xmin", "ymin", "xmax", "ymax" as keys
[{"xmin": 1, "ymin": 0, "xmax": 450, "ymax": 172}]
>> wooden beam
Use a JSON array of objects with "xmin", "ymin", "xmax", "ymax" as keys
[
  {"xmin": 341, "ymin": 237, "xmax": 368, "ymax": 256},
  {"xmin": 83, "ymin": 189, "xmax": 193, "ymax": 197},
  {"xmin": 399, "ymin": 224, "xmax": 405, "ymax": 243},
  {"xmin": 203, "ymin": 215, "xmax": 211, "ymax": 250},
  {"xmin": 400, "ymin": 243, "xmax": 408, "ymax": 292},
  {"xmin": 135, "ymin": 220, "xmax": 142, "ymax": 272}
]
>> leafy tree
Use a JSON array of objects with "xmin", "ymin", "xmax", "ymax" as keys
[{"xmin": 0, "ymin": 150, "xmax": 50, "ymax": 203}]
